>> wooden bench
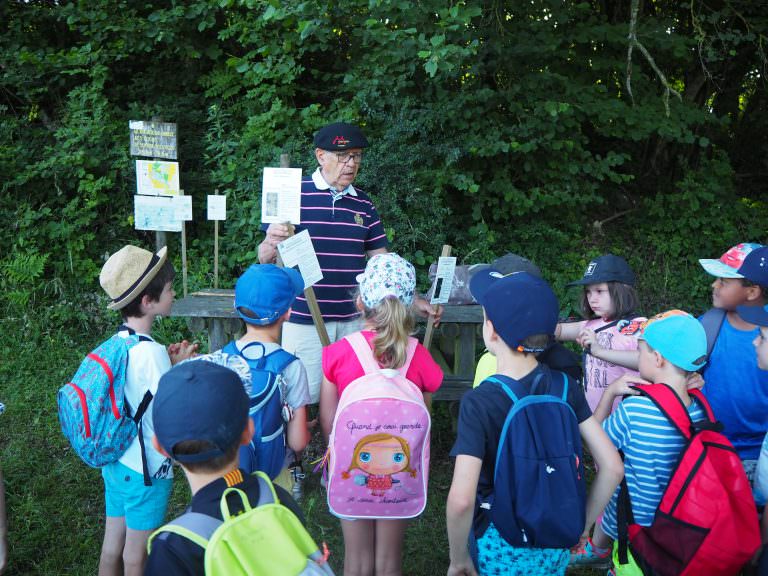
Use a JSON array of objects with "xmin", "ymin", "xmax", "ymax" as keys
[{"xmin": 171, "ymin": 289, "xmax": 483, "ymax": 400}]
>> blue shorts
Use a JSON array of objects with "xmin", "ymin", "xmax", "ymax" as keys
[
  {"xmin": 476, "ymin": 522, "xmax": 570, "ymax": 576},
  {"xmin": 102, "ymin": 461, "xmax": 172, "ymax": 530}
]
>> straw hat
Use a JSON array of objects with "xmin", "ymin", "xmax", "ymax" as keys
[{"xmin": 100, "ymin": 245, "xmax": 168, "ymax": 310}]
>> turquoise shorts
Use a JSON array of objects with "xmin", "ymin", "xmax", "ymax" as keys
[
  {"xmin": 476, "ymin": 522, "xmax": 570, "ymax": 576},
  {"xmin": 102, "ymin": 461, "xmax": 172, "ymax": 531}
]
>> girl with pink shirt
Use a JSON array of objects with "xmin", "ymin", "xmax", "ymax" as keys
[
  {"xmin": 319, "ymin": 252, "xmax": 442, "ymax": 576},
  {"xmin": 556, "ymin": 254, "xmax": 646, "ymax": 412}
]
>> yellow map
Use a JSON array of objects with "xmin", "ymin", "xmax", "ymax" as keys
[{"xmin": 136, "ymin": 160, "xmax": 180, "ymax": 196}]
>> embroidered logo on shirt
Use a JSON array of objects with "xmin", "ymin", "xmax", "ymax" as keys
[{"xmin": 354, "ymin": 213, "xmax": 364, "ymax": 226}]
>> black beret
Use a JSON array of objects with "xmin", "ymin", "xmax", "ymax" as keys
[{"xmin": 313, "ymin": 122, "xmax": 369, "ymax": 150}]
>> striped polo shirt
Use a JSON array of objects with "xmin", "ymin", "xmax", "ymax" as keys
[
  {"xmin": 600, "ymin": 394, "xmax": 705, "ymax": 539},
  {"xmin": 263, "ymin": 168, "xmax": 388, "ymax": 324}
]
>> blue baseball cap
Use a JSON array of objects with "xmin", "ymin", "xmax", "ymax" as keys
[
  {"xmin": 640, "ymin": 310, "xmax": 707, "ymax": 372},
  {"xmin": 313, "ymin": 122, "xmax": 369, "ymax": 150},
  {"xmin": 737, "ymin": 246, "xmax": 768, "ymax": 286},
  {"xmin": 737, "ymin": 304, "xmax": 768, "ymax": 327},
  {"xmin": 469, "ymin": 270, "xmax": 559, "ymax": 350},
  {"xmin": 234, "ymin": 264, "xmax": 304, "ymax": 325},
  {"xmin": 153, "ymin": 359, "xmax": 249, "ymax": 464}
]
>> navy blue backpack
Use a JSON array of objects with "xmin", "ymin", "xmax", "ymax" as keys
[
  {"xmin": 481, "ymin": 371, "xmax": 586, "ymax": 548},
  {"xmin": 221, "ymin": 341, "xmax": 297, "ymax": 479}
]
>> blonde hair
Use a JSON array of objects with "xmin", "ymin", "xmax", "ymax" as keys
[
  {"xmin": 342, "ymin": 433, "xmax": 417, "ymax": 479},
  {"xmin": 360, "ymin": 294, "xmax": 415, "ymax": 369}
]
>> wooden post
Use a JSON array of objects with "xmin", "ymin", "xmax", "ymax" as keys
[
  {"xmin": 179, "ymin": 189, "xmax": 188, "ymax": 297},
  {"xmin": 423, "ymin": 244, "xmax": 452, "ymax": 351},
  {"xmin": 151, "ymin": 115, "xmax": 167, "ymax": 253},
  {"xmin": 213, "ymin": 188, "xmax": 219, "ymax": 289},
  {"xmin": 275, "ymin": 152, "xmax": 330, "ymax": 347}
]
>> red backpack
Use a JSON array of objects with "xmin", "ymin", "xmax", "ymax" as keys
[{"xmin": 616, "ymin": 384, "xmax": 760, "ymax": 576}]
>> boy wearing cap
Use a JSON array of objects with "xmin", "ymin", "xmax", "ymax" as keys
[
  {"xmin": 446, "ymin": 271, "xmax": 623, "ymax": 576},
  {"xmin": 578, "ymin": 311, "xmax": 710, "ymax": 570},
  {"xmin": 471, "ymin": 253, "xmax": 582, "ymax": 387},
  {"xmin": 97, "ymin": 245, "xmax": 197, "ymax": 576},
  {"xmin": 228, "ymin": 264, "xmax": 311, "ymax": 496},
  {"xmin": 145, "ymin": 360, "xmax": 305, "ymax": 575},
  {"xmin": 698, "ymin": 243, "xmax": 768, "ymax": 487}
]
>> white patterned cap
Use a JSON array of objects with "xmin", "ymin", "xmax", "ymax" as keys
[{"xmin": 356, "ymin": 253, "xmax": 416, "ymax": 309}]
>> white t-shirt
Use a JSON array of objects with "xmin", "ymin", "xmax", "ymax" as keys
[{"xmin": 117, "ymin": 329, "xmax": 173, "ymax": 479}]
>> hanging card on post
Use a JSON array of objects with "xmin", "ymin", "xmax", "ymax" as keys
[
  {"xmin": 261, "ymin": 167, "xmax": 302, "ymax": 224},
  {"xmin": 207, "ymin": 195, "xmax": 226, "ymax": 220},
  {"xmin": 276, "ymin": 229, "xmax": 323, "ymax": 288},
  {"xmin": 430, "ymin": 256, "xmax": 457, "ymax": 305}
]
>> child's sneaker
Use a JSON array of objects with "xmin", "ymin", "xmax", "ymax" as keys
[
  {"xmin": 289, "ymin": 461, "xmax": 306, "ymax": 502},
  {"xmin": 569, "ymin": 537, "xmax": 612, "ymax": 567}
]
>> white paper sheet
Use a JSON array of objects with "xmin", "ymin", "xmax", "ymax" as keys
[
  {"xmin": 430, "ymin": 256, "xmax": 457, "ymax": 305},
  {"xmin": 277, "ymin": 230, "xmax": 323, "ymax": 288},
  {"xmin": 207, "ymin": 195, "xmax": 227, "ymax": 220},
  {"xmin": 134, "ymin": 195, "xmax": 183, "ymax": 232},
  {"xmin": 261, "ymin": 167, "xmax": 302, "ymax": 224}
]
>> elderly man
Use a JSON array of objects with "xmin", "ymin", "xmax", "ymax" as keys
[{"xmin": 259, "ymin": 122, "xmax": 438, "ymax": 405}]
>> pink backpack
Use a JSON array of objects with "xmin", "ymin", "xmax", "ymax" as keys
[{"xmin": 326, "ymin": 332, "xmax": 431, "ymax": 519}]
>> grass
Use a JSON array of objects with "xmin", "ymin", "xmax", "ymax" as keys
[{"xmin": 0, "ymin": 308, "xmax": 598, "ymax": 575}]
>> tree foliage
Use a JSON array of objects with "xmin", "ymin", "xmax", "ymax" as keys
[{"xmin": 1, "ymin": 0, "xmax": 766, "ymax": 319}]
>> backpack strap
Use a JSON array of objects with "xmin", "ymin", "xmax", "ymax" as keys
[
  {"xmin": 345, "ymin": 332, "xmax": 381, "ymax": 374},
  {"xmin": 262, "ymin": 348, "xmax": 298, "ymax": 375},
  {"xmin": 148, "ymin": 512, "xmax": 223, "ymax": 552},
  {"xmin": 117, "ymin": 325, "xmax": 154, "ymax": 487},
  {"xmin": 699, "ymin": 308, "xmax": 726, "ymax": 359},
  {"xmin": 632, "ymin": 383, "xmax": 700, "ymax": 440}
]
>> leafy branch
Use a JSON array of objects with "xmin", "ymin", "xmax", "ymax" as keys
[{"xmin": 626, "ymin": 0, "xmax": 682, "ymax": 115}]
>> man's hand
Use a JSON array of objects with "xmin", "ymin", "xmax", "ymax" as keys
[
  {"xmin": 259, "ymin": 223, "xmax": 292, "ymax": 263},
  {"xmin": 168, "ymin": 340, "xmax": 199, "ymax": 365},
  {"xmin": 414, "ymin": 296, "xmax": 443, "ymax": 326}
]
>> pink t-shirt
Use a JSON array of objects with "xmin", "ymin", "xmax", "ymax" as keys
[
  {"xmin": 584, "ymin": 316, "xmax": 646, "ymax": 412},
  {"xmin": 322, "ymin": 330, "xmax": 443, "ymax": 396}
]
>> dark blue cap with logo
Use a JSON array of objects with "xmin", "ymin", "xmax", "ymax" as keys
[
  {"xmin": 313, "ymin": 122, "xmax": 370, "ymax": 150},
  {"xmin": 153, "ymin": 360, "xmax": 249, "ymax": 464},
  {"xmin": 737, "ymin": 246, "xmax": 768, "ymax": 287},
  {"xmin": 469, "ymin": 270, "xmax": 559, "ymax": 349},
  {"xmin": 737, "ymin": 303, "xmax": 768, "ymax": 327},
  {"xmin": 234, "ymin": 264, "xmax": 304, "ymax": 326},
  {"xmin": 567, "ymin": 254, "xmax": 635, "ymax": 287}
]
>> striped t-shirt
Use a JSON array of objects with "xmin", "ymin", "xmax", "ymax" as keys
[
  {"xmin": 600, "ymin": 393, "xmax": 706, "ymax": 540},
  {"xmin": 264, "ymin": 168, "xmax": 388, "ymax": 324}
]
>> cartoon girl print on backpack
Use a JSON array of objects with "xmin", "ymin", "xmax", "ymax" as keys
[{"xmin": 341, "ymin": 433, "xmax": 417, "ymax": 497}]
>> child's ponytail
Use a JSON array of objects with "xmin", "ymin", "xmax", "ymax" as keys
[{"xmin": 363, "ymin": 295, "xmax": 415, "ymax": 369}]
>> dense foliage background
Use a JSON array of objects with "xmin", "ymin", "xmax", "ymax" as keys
[
  {"xmin": 2, "ymin": 0, "xmax": 766, "ymax": 321},
  {"xmin": 1, "ymin": 1, "xmax": 767, "ymax": 573}
]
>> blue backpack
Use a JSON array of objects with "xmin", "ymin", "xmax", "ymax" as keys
[
  {"xmin": 481, "ymin": 371, "xmax": 586, "ymax": 548},
  {"xmin": 222, "ymin": 341, "xmax": 297, "ymax": 479},
  {"xmin": 57, "ymin": 328, "xmax": 153, "ymax": 484}
]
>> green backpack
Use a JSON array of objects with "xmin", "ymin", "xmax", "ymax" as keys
[{"xmin": 149, "ymin": 472, "xmax": 335, "ymax": 575}]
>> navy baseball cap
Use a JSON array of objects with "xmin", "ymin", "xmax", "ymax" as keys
[
  {"xmin": 737, "ymin": 246, "xmax": 768, "ymax": 286},
  {"xmin": 567, "ymin": 254, "xmax": 635, "ymax": 287},
  {"xmin": 737, "ymin": 304, "xmax": 768, "ymax": 327},
  {"xmin": 313, "ymin": 122, "xmax": 370, "ymax": 150},
  {"xmin": 153, "ymin": 360, "xmax": 249, "ymax": 464},
  {"xmin": 234, "ymin": 264, "xmax": 304, "ymax": 325},
  {"xmin": 470, "ymin": 270, "xmax": 559, "ymax": 350}
]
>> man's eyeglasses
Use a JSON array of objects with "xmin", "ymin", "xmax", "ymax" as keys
[{"xmin": 333, "ymin": 151, "xmax": 363, "ymax": 164}]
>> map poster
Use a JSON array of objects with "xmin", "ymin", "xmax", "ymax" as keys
[
  {"xmin": 134, "ymin": 195, "xmax": 183, "ymax": 232},
  {"xmin": 129, "ymin": 120, "xmax": 177, "ymax": 159},
  {"xmin": 136, "ymin": 160, "xmax": 180, "ymax": 196}
]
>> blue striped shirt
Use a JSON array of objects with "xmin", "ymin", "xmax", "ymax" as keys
[
  {"xmin": 263, "ymin": 168, "xmax": 388, "ymax": 323},
  {"xmin": 600, "ymin": 394, "xmax": 706, "ymax": 540}
]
